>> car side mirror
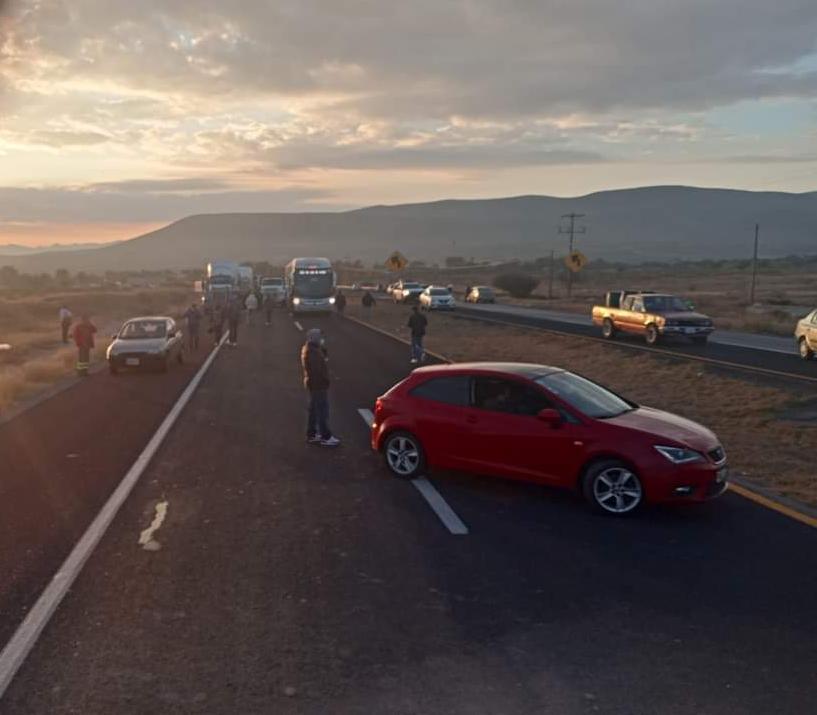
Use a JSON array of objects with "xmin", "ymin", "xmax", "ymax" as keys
[{"xmin": 537, "ymin": 408, "xmax": 562, "ymax": 428}]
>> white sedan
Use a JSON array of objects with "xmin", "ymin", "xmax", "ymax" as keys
[{"xmin": 419, "ymin": 286, "xmax": 456, "ymax": 311}]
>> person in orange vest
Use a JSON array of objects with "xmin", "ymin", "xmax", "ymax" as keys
[{"xmin": 73, "ymin": 314, "xmax": 97, "ymax": 376}]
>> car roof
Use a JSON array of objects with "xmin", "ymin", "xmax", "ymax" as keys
[
  {"xmin": 125, "ymin": 316, "xmax": 173, "ymax": 322},
  {"xmin": 412, "ymin": 362, "xmax": 564, "ymax": 379}
]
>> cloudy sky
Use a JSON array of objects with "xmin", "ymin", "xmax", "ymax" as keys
[{"xmin": 0, "ymin": 0, "xmax": 816, "ymax": 245}]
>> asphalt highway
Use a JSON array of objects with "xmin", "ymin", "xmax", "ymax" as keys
[
  {"xmin": 457, "ymin": 303, "xmax": 817, "ymax": 382},
  {"xmin": 1, "ymin": 310, "xmax": 816, "ymax": 714}
]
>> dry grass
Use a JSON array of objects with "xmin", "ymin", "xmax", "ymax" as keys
[
  {"xmin": 350, "ymin": 302, "xmax": 817, "ymax": 506},
  {"xmin": 0, "ymin": 287, "xmax": 191, "ymax": 413}
]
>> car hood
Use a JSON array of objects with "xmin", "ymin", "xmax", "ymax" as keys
[
  {"xmin": 111, "ymin": 338, "xmax": 166, "ymax": 353},
  {"xmin": 659, "ymin": 311, "xmax": 710, "ymax": 321},
  {"xmin": 605, "ymin": 406, "xmax": 718, "ymax": 451}
]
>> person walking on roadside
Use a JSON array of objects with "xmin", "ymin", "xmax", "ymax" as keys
[
  {"xmin": 335, "ymin": 290, "xmax": 347, "ymax": 317},
  {"xmin": 263, "ymin": 293, "xmax": 275, "ymax": 326},
  {"xmin": 72, "ymin": 314, "xmax": 97, "ymax": 376},
  {"xmin": 407, "ymin": 305, "xmax": 428, "ymax": 364},
  {"xmin": 361, "ymin": 290, "xmax": 376, "ymax": 313},
  {"xmin": 300, "ymin": 328, "xmax": 339, "ymax": 447},
  {"xmin": 227, "ymin": 297, "xmax": 241, "ymax": 346},
  {"xmin": 464, "ymin": 285, "xmax": 472, "ymax": 301},
  {"xmin": 245, "ymin": 291, "xmax": 258, "ymax": 325},
  {"xmin": 59, "ymin": 305, "xmax": 73, "ymax": 343},
  {"xmin": 183, "ymin": 303, "xmax": 202, "ymax": 351}
]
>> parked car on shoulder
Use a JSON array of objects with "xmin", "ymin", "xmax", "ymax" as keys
[
  {"xmin": 419, "ymin": 286, "xmax": 456, "ymax": 311},
  {"xmin": 260, "ymin": 276, "xmax": 286, "ymax": 305},
  {"xmin": 466, "ymin": 286, "xmax": 496, "ymax": 304},
  {"xmin": 371, "ymin": 362, "xmax": 728, "ymax": 515},
  {"xmin": 107, "ymin": 316, "xmax": 184, "ymax": 374},
  {"xmin": 392, "ymin": 280, "xmax": 424, "ymax": 304},
  {"xmin": 592, "ymin": 290, "xmax": 713, "ymax": 345},
  {"xmin": 795, "ymin": 309, "xmax": 817, "ymax": 360}
]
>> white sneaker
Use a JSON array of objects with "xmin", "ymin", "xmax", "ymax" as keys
[
  {"xmin": 321, "ymin": 436, "xmax": 340, "ymax": 447},
  {"xmin": 307, "ymin": 434, "xmax": 323, "ymax": 444},
  {"xmin": 410, "ymin": 358, "xmax": 418, "ymax": 364}
]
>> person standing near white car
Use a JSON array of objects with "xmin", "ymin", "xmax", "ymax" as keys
[{"xmin": 245, "ymin": 292, "xmax": 258, "ymax": 325}]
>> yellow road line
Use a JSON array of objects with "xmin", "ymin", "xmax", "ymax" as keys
[
  {"xmin": 348, "ymin": 311, "xmax": 817, "ymax": 531},
  {"xmin": 728, "ymin": 484, "xmax": 817, "ymax": 530}
]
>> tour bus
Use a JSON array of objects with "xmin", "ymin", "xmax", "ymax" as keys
[{"xmin": 284, "ymin": 257, "xmax": 337, "ymax": 312}]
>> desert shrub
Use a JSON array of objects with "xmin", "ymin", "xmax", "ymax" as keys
[{"xmin": 493, "ymin": 272, "xmax": 540, "ymax": 298}]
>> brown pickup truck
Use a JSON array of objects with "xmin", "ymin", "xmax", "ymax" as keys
[{"xmin": 591, "ymin": 291, "xmax": 714, "ymax": 346}]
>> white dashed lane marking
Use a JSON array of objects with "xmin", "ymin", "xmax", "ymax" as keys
[
  {"xmin": 294, "ymin": 321, "xmax": 304, "ymax": 332},
  {"xmin": 357, "ymin": 408, "xmax": 469, "ymax": 536}
]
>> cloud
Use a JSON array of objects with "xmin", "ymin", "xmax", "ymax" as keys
[
  {"xmin": 5, "ymin": 1, "xmax": 817, "ymax": 119},
  {"xmin": 28, "ymin": 129, "xmax": 110, "ymax": 146}
]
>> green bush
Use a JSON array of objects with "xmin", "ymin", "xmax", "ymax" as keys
[{"xmin": 493, "ymin": 272, "xmax": 540, "ymax": 298}]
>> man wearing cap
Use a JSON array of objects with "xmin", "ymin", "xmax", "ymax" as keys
[{"xmin": 300, "ymin": 328, "xmax": 340, "ymax": 447}]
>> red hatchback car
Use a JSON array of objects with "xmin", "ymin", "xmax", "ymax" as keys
[{"xmin": 371, "ymin": 363, "xmax": 728, "ymax": 515}]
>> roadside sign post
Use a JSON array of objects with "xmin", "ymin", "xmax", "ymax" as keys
[{"xmin": 558, "ymin": 213, "xmax": 586, "ymax": 298}]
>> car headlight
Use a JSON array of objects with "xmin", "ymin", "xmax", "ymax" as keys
[
  {"xmin": 654, "ymin": 445, "xmax": 704, "ymax": 464},
  {"xmin": 329, "ymin": 297, "xmax": 336, "ymax": 304},
  {"xmin": 293, "ymin": 297, "xmax": 301, "ymax": 305}
]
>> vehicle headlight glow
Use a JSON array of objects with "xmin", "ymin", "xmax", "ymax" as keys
[
  {"xmin": 654, "ymin": 445, "xmax": 704, "ymax": 464},
  {"xmin": 293, "ymin": 297, "xmax": 301, "ymax": 305},
  {"xmin": 329, "ymin": 297, "xmax": 336, "ymax": 304}
]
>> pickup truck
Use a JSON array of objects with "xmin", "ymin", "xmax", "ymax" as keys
[{"xmin": 592, "ymin": 291, "xmax": 714, "ymax": 345}]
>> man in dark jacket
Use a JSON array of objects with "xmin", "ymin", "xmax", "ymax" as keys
[
  {"xmin": 183, "ymin": 304, "xmax": 201, "ymax": 350},
  {"xmin": 407, "ymin": 306, "xmax": 428, "ymax": 364},
  {"xmin": 300, "ymin": 328, "xmax": 339, "ymax": 447},
  {"xmin": 335, "ymin": 290, "xmax": 347, "ymax": 316}
]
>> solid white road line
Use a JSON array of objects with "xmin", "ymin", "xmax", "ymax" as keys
[
  {"xmin": 294, "ymin": 321, "xmax": 304, "ymax": 332},
  {"xmin": 0, "ymin": 333, "xmax": 228, "ymax": 699},
  {"xmin": 356, "ymin": 408, "xmax": 468, "ymax": 536},
  {"xmin": 411, "ymin": 478, "xmax": 469, "ymax": 535}
]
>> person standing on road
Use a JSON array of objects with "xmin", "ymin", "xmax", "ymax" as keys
[
  {"xmin": 263, "ymin": 293, "xmax": 275, "ymax": 326},
  {"xmin": 183, "ymin": 303, "xmax": 202, "ymax": 351},
  {"xmin": 361, "ymin": 290, "xmax": 376, "ymax": 313},
  {"xmin": 227, "ymin": 297, "xmax": 241, "ymax": 346},
  {"xmin": 59, "ymin": 305, "xmax": 73, "ymax": 344},
  {"xmin": 335, "ymin": 290, "xmax": 347, "ymax": 317},
  {"xmin": 245, "ymin": 292, "xmax": 258, "ymax": 326},
  {"xmin": 210, "ymin": 303, "xmax": 226, "ymax": 346},
  {"xmin": 464, "ymin": 285, "xmax": 472, "ymax": 301},
  {"xmin": 300, "ymin": 328, "xmax": 340, "ymax": 447},
  {"xmin": 72, "ymin": 314, "xmax": 97, "ymax": 376},
  {"xmin": 407, "ymin": 305, "xmax": 428, "ymax": 364}
]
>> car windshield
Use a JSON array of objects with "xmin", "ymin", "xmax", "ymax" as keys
[
  {"xmin": 402, "ymin": 283, "xmax": 421, "ymax": 290},
  {"xmin": 120, "ymin": 320, "xmax": 167, "ymax": 340},
  {"xmin": 430, "ymin": 288, "xmax": 449, "ymax": 296},
  {"xmin": 477, "ymin": 287, "xmax": 493, "ymax": 295},
  {"xmin": 536, "ymin": 371, "xmax": 635, "ymax": 418},
  {"xmin": 643, "ymin": 295, "xmax": 690, "ymax": 312}
]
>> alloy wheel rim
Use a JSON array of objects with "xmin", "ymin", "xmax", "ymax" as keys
[
  {"xmin": 387, "ymin": 437, "xmax": 420, "ymax": 476},
  {"xmin": 593, "ymin": 467, "xmax": 642, "ymax": 513}
]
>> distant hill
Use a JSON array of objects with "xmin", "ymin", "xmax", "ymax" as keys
[
  {"xmin": 2, "ymin": 186, "xmax": 816, "ymax": 273},
  {"xmin": 0, "ymin": 241, "xmax": 119, "ymax": 257}
]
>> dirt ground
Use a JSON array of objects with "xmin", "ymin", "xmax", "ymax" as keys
[
  {"xmin": 0, "ymin": 286, "xmax": 194, "ymax": 411},
  {"xmin": 348, "ymin": 301, "xmax": 817, "ymax": 507}
]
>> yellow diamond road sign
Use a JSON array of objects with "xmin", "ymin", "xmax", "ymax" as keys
[
  {"xmin": 565, "ymin": 251, "xmax": 588, "ymax": 273},
  {"xmin": 385, "ymin": 251, "xmax": 409, "ymax": 272}
]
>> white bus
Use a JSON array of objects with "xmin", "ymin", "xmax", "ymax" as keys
[{"xmin": 285, "ymin": 257, "xmax": 336, "ymax": 312}]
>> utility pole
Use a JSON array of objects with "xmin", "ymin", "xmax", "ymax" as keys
[
  {"xmin": 558, "ymin": 213, "xmax": 586, "ymax": 298},
  {"xmin": 548, "ymin": 250, "xmax": 555, "ymax": 299},
  {"xmin": 749, "ymin": 223, "xmax": 759, "ymax": 305}
]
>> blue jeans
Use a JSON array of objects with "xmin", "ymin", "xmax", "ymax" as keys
[
  {"xmin": 307, "ymin": 390, "xmax": 332, "ymax": 439},
  {"xmin": 411, "ymin": 334, "xmax": 424, "ymax": 361}
]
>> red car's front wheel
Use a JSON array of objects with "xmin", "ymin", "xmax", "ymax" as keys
[{"xmin": 583, "ymin": 460, "xmax": 644, "ymax": 515}]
